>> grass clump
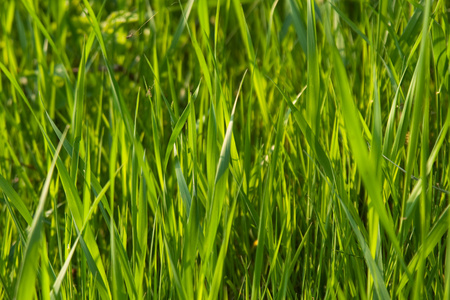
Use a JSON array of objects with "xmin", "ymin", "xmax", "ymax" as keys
[{"xmin": 0, "ymin": 0, "xmax": 449, "ymax": 298}]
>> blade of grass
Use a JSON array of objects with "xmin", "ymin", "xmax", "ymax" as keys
[
  {"xmin": 231, "ymin": 0, "xmax": 269, "ymax": 125},
  {"xmin": 252, "ymin": 98, "xmax": 285, "ymax": 300},
  {"xmin": 0, "ymin": 175, "xmax": 33, "ymax": 225},
  {"xmin": 15, "ymin": 126, "xmax": 69, "ymax": 300}
]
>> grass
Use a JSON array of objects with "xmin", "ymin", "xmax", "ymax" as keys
[{"xmin": 0, "ymin": 0, "xmax": 449, "ymax": 298}]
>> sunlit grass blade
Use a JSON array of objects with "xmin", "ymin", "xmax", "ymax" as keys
[
  {"xmin": 2, "ymin": 1, "xmax": 449, "ymax": 298},
  {"xmin": 252, "ymin": 98, "xmax": 285, "ymax": 300},
  {"xmin": 306, "ymin": 0, "xmax": 320, "ymax": 134},
  {"xmin": 167, "ymin": 0, "xmax": 195, "ymax": 56},
  {"xmin": 324, "ymin": 5, "xmax": 402, "ymax": 261},
  {"xmin": 269, "ymin": 78, "xmax": 334, "ymax": 181},
  {"xmin": 215, "ymin": 70, "xmax": 247, "ymax": 184},
  {"xmin": 163, "ymin": 235, "xmax": 187, "ymax": 300},
  {"xmin": 397, "ymin": 204, "xmax": 450, "ymax": 294},
  {"xmin": 19, "ymin": 0, "xmax": 74, "ymax": 82},
  {"xmin": 15, "ymin": 126, "xmax": 69, "ymax": 300},
  {"xmin": 163, "ymin": 102, "xmax": 192, "ymax": 172},
  {"xmin": 231, "ymin": 0, "xmax": 269, "ymax": 125},
  {"xmin": 0, "ymin": 175, "xmax": 33, "ymax": 225},
  {"xmin": 208, "ymin": 180, "xmax": 240, "ymax": 300},
  {"xmin": 330, "ymin": 2, "xmax": 371, "ymax": 46},
  {"xmin": 174, "ymin": 144, "xmax": 192, "ymax": 216},
  {"xmin": 204, "ymin": 70, "xmax": 247, "ymax": 257},
  {"xmin": 197, "ymin": 0, "xmax": 210, "ymax": 38},
  {"xmin": 1, "ymin": 57, "xmax": 111, "ymax": 297},
  {"xmin": 50, "ymin": 235, "xmax": 80, "ymax": 299},
  {"xmin": 278, "ymin": 225, "xmax": 311, "ymax": 299},
  {"xmin": 287, "ymin": 0, "xmax": 307, "ymax": 54},
  {"xmin": 70, "ymin": 40, "xmax": 87, "ymax": 184},
  {"xmin": 408, "ymin": 0, "xmax": 431, "ymax": 297},
  {"xmin": 81, "ymin": 0, "xmax": 160, "ymax": 217}
]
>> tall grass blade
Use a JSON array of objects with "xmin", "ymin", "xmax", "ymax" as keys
[{"xmin": 15, "ymin": 126, "xmax": 69, "ymax": 300}]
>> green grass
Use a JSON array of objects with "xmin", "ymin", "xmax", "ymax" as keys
[{"xmin": 0, "ymin": 0, "xmax": 449, "ymax": 299}]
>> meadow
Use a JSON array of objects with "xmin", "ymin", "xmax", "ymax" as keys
[{"xmin": 0, "ymin": 0, "xmax": 449, "ymax": 298}]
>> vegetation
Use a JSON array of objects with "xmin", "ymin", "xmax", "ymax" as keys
[{"xmin": 0, "ymin": 0, "xmax": 449, "ymax": 298}]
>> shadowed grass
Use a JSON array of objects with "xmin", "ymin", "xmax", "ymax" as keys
[{"xmin": 1, "ymin": 0, "xmax": 449, "ymax": 299}]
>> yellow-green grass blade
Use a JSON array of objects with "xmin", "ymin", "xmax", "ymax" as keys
[
  {"xmin": 150, "ymin": 99, "xmax": 164, "ymax": 194},
  {"xmin": 397, "ymin": 203, "xmax": 450, "ymax": 294},
  {"xmin": 70, "ymin": 40, "xmax": 87, "ymax": 185},
  {"xmin": 82, "ymin": 0, "xmax": 159, "ymax": 216},
  {"xmin": 208, "ymin": 180, "xmax": 240, "ymax": 300},
  {"xmin": 163, "ymin": 234, "xmax": 187, "ymax": 300},
  {"xmin": 167, "ymin": 0, "xmax": 195, "ymax": 56},
  {"xmin": 408, "ymin": 0, "xmax": 431, "ymax": 297},
  {"xmin": 182, "ymin": 88, "xmax": 200, "ymax": 299},
  {"xmin": 197, "ymin": 70, "xmax": 247, "ymax": 297},
  {"xmin": 367, "ymin": 47, "xmax": 383, "ymax": 292},
  {"xmin": 163, "ymin": 102, "xmax": 192, "ymax": 173},
  {"xmin": 44, "ymin": 134, "xmax": 111, "ymax": 298},
  {"xmin": 326, "ymin": 15, "xmax": 402, "ymax": 261},
  {"xmin": 41, "ymin": 117, "xmax": 114, "ymax": 298},
  {"xmin": 251, "ymin": 98, "xmax": 285, "ymax": 300},
  {"xmin": 382, "ymin": 67, "xmax": 408, "ymax": 157},
  {"xmin": 197, "ymin": 0, "xmax": 210, "ymax": 38},
  {"xmin": 3, "ymin": 193, "xmax": 28, "ymax": 247},
  {"xmin": 15, "ymin": 126, "xmax": 69, "ymax": 300},
  {"xmin": 174, "ymin": 144, "xmax": 192, "ymax": 216},
  {"xmin": 306, "ymin": 0, "xmax": 320, "ymax": 134},
  {"xmin": 204, "ymin": 70, "xmax": 246, "ymax": 259},
  {"xmin": 215, "ymin": 70, "xmax": 247, "ymax": 185},
  {"xmin": 287, "ymin": 0, "xmax": 307, "ymax": 54},
  {"xmin": 136, "ymin": 161, "xmax": 148, "ymax": 299},
  {"xmin": 145, "ymin": 55, "xmax": 177, "ymax": 125},
  {"xmin": 180, "ymin": 1, "xmax": 213, "ymax": 99},
  {"xmin": 50, "ymin": 234, "xmax": 80, "ymax": 299},
  {"xmin": 19, "ymin": 0, "xmax": 74, "ymax": 82},
  {"xmin": 46, "ymin": 106, "xmax": 150, "ymax": 300},
  {"xmin": 330, "ymin": 3, "xmax": 371, "ymax": 46},
  {"xmin": 431, "ymin": 21, "xmax": 448, "ymax": 91},
  {"xmin": 1, "ymin": 59, "xmax": 111, "ymax": 297},
  {"xmin": 278, "ymin": 225, "xmax": 311, "ymax": 299},
  {"xmin": 231, "ymin": 0, "xmax": 269, "ymax": 125},
  {"xmin": 269, "ymin": 78, "xmax": 334, "ymax": 181},
  {"xmin": 0, "ymin": 174, "xmax": 33, "ymax": 225},
  {"xmin": 206, "ymin": 92, "xmax": 218, "ymax": 204}
]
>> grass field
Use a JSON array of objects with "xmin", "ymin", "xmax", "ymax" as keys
[{"xmin": 0, "ymin": 0, "xmax": 449, "ymax": 298}]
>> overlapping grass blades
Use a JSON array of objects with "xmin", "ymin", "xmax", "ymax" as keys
[
  {"xmin": 15, "ymin": 127, "xmax": 69, "ymax": 300},
  {"xmin": 1, "ymin": 0, "xmax": 449, "ymax": 298}
]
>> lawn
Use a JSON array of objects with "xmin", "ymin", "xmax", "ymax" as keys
[{"xmin": 0, "ymin": 0, "xmax": 449, "ymax": 299}]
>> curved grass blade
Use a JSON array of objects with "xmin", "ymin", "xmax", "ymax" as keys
[
  {"xmin": 215, "ymin": 69, "xmax": 247, "ymax": 184},
  {"xmin": 174, "ymin": 144, "xmax": 192, "ymax": 216},
  {"xmin": 15, "ymin": 126, "xmax": 69, "ymax": 300},
  {"xmin": 163, "ymin": 102, "xmax": 192, "ymax": 172},
  {"xmin": 231, "ymin": 0, "xmax": 269, "ymax": 125},
  {"xmin": 251, "ymin": 99, "xmax": 285, "ymax": 300},
  {"xmin": 325, "ymin": 10, "xmax": 403, "ymax": 262},
  {"xmin": 287, "ymin": 0, "xmax": 307, "ymax": 54},
  {"xmin": 0, "ymin": 175, "xmax": 33, "ymax": 225},
  {"xmin": 82, "ymin": 0, "xmax": 159, "ymax": 215},
  {"xmin": 208, "ymin": 179, "xmax": 241, "ymax": 300}
]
